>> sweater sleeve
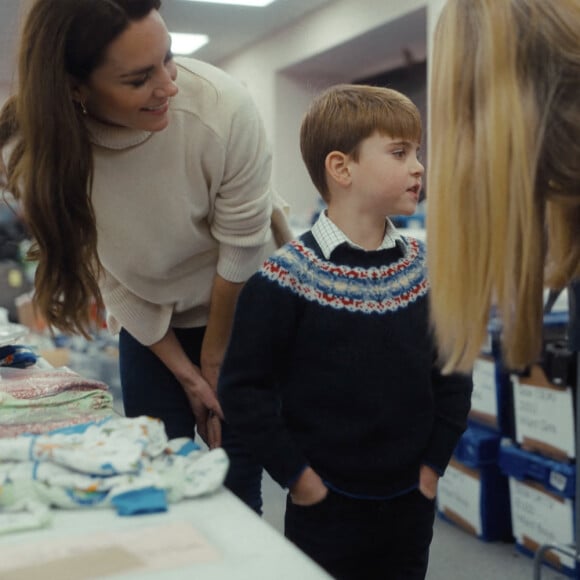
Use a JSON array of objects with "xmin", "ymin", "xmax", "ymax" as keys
[
  {"xmin": 100, "ymin": 267, "xmax": 172, "ymax": 346},
  {"xmin": 218, "ymin": 267, "xmax": 309, "ymax": 488},
  {"xmin": 211, "ymin": 90, "xmax": 275, "ymax": 283},
  {"xmin": 422, "ymin": 362, "xmax": 473, "ymax": 475}
]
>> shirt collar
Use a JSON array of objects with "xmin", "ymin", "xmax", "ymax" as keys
[{"xmin": 311, "ymin": 210, "xmax": 407, "ymax": 260}]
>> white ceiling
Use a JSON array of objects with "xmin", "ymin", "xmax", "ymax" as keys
[
  {"xmin": 161, "ymin": 0, "xmax": 337, "ymax": 63},
  {"xmin": 0, "ymin": 0, "xmax": 336, "ymax": 90},
  {"xmin": 281, "ymin": 6, "xmax": 426, "ymax": 82}
]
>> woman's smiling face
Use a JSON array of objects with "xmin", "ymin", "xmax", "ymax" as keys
[{"xmin": 78, "ymin": 9, "xmax": 178, "ymax": 132}]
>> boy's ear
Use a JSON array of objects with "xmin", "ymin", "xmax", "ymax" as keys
[{"xmin": 325, "ymin": 151, "xmax": 351, "ymax": 187}]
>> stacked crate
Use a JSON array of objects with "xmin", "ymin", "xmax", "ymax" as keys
[
  {"xmin": 498, "ymin": 310, "xmax": 578, "ymax": 577},
  {"xmin": 499, "ymin": 442, "xmax": 576, "ymax": 577},
  {"xmin": 437, "ymin": 301, "xmax": 577, "ymax": 577},
  {"xmin": 437, "ymin": 424, "xmax": 512, "ymax": 541},
  {"xmin": 437, "ymin": 317, "xmax": 513, "ymax": 541}
]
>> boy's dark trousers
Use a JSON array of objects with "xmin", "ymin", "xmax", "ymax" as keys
[{"xmin": 285, "ymin": 488, "xmax": 435, "ymax": 580}]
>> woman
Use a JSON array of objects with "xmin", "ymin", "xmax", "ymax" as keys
[
  {"xmin": 427, "ymin": 0, "xmax": 580, "ymax": 373},
  {"xmin": 0, "ymin": 0, "xmax": 290, "ymax": 512}
]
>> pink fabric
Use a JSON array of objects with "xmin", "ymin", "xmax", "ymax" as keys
[
  {"xmin": 0, "ymin": 367, "xmax": 114, "ymax": 437},
  {"xmin": 0, "ymin": 367, "xmax": 109, "ymax": 399}
]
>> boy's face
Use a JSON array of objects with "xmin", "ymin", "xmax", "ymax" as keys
[{"xmin": 347, "ymin": 132, "xmax": 424, "ymax": 216}]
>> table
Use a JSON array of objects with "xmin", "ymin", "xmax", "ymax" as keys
[{"xmin": 0, "ymin": 488, "xmax": 331, "ymax": 579}]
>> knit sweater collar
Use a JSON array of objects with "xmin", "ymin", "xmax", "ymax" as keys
[{"xmin": 84, "ymin": 116, "xmax": 153, "ymax": 150}]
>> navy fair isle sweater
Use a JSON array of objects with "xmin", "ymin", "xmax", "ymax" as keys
[{"xmin": 218, "ymin": 231, "xmax": 472, "ymax": 498}]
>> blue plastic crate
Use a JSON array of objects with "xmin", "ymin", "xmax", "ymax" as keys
[
  {"xmin": 543, "ymin": 310, "xmax": 570, "ymax": 342},
  {"xmin": 437, "ymin": 427, "xmax": 512, "ymax": 542},
  {"xmin": 499, "ymin": 442, "xmax": 578, "ymax": 578},
  {"xmin": 498, "ymin": 442, "xmax": 575, "ymax": 498},
  {"xmin": 454, "ymin": 424, "xmax": 501, "ymax": 466}
]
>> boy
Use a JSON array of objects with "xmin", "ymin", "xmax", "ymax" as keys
[{"xmin": 218, "ymin": 84, "xmax": 472, "ymax": 580}]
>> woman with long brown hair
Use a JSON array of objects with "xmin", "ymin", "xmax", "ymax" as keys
[{"xmin": 0, "ymin": 0, "xmax": 290, "ymax": 513}]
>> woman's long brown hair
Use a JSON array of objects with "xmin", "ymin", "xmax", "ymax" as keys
[{"xmin": 0, "ymin": 0, "xmax": 161, "ymax": 336}]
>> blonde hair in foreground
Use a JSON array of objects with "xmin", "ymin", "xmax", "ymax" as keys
[{"xmin": 427, "ymin": 0, "xmax": 580, "ymax": 372}]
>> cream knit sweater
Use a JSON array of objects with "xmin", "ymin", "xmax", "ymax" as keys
[{"xmin": 87, "ymin": 58, "xmax": 291, "ymax": 345}]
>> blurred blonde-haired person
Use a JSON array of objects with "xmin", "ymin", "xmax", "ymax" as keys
[{"xmin": 427, "ymin": 0, "xmax": 580, "ymax": 373}]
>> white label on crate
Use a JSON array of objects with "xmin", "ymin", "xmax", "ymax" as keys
[
  {"xmin": 512, "ymin": 373, "xmax": 575, "ymax": 459},
  {"xmin": 549, "ymin": 471, "xmax": 567, "ymax": 493},
  {"xmin": 481, "ymin": 333, "xmax": 493, "ymax": 355},
  {"xmin": 509, "ymin": 478, "xmax": 574, "ymax": 569},
  {"xmin": 437, "ymin": 463, "xmax": 482, "ymax": 536},
  {"xmin": 470, "ymin": 358, "xmax": 498, "ymax": 425},
  {"xmin": 543, "ymin": 288, "xmax": 569, "ymax": 312}
]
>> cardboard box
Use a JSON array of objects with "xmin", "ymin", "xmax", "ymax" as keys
[
  {"xmin": 437, "ymin": 426, "xmax": 512, "ymax": 541},
  {"xmin": 469, "ymin": 354, "xmax": 514, "ymax": 437},
  {"xmin": 499, "ymin": 442, "xmax": 577, "ymax": 578},
  {"xmin": 512, "ymin": 365, "xmax": 575, "ymax": 462}
]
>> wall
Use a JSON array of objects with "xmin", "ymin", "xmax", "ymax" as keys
[
  {"xmin": 218, "ymin": 0, "xmax": 428, "ymax": 222},
  {"xmin": 0, "ymin": 0, "xmax": 23, "ymax": 109},
  {"xmin": 0, "ymin": 84, "xmax": 11, "ymax": 108},
  {"xmin": 0, "ymin": 0, "xmax": 446, "ymax": 222}
]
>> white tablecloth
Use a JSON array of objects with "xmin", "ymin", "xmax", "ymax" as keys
[{"xmin": 0, "ymin": 488, "xmax": 330, "ymax": 579}]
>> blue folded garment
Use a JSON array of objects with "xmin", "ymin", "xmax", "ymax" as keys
[{"xmin": 0, "ymin": 344, "xmax": 37, "ymax": 368}]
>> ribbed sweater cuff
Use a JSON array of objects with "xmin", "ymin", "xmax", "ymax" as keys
[
  {"xmin": 105, "ymin": 286, "xmax": 172, "ymax": 346},
  {"xmin": 284, "ymin": 464, "xmax": 309, "ymax": 489},
  {"xmin": 217, "ymin": 243, "xmax": 268, "ymax": 282},
  {"xmin": 422, "ymin": 420, "xmax": 466, "ymax": 475},
  {"xmin": 262, "ymin": 445, "xmax": 310, "ymax": 490}
]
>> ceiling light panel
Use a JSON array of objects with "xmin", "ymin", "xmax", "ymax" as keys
[
  {"xmin": 180, "ymin": 0, "xmax": 277, "ymax": 6},
  {"xmin": 170, "ymin": 32, "xmax": 210, "ymax": 55}
]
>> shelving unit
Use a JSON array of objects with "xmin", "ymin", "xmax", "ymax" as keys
[{"xmin": 534, "ymin": 281, "xmax": 580, "ymax": 579}]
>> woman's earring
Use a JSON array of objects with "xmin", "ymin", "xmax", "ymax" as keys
[{"xmin": 79, "ymin": 99, "xmax": 88, "ymax": 116}]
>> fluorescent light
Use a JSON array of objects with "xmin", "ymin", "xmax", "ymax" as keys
[
  {"xmin": 169, "ymin": 32, "xmax": 209, "ymax": 55},
  {"xmin": 180, "ymin": 0, "xmax": 277, "ymax": 6}
]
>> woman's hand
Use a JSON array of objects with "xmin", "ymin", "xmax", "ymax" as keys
[
  {"xmin": 149, "ymin": 329, "xmax": 223, "ymax": 448},
  {"xmin": 199, "ymin": 349, "xmax": 223, "ymax": 449},
  {"xmin": 200, "ymin": 274, "xmax": 245, "ymax": 449},
  {"xmin": 178, "ymin": 368, "xmax": 223, "ymax": 448}
]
